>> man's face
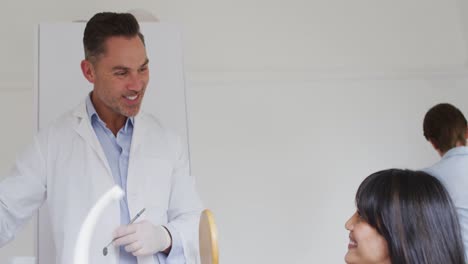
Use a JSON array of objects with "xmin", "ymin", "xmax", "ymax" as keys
[{"xmin": 84, "ymin": 36, "xmax": 149, "ymax": 120}]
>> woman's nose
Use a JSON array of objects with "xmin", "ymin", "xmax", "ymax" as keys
[{"xmin": 345, "ymin": 212, "xmax": 357, "ymax": 230}]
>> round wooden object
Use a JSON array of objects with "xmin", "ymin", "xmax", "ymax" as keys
[{"xmin": 199, "ymin": 209, "xmax": 219, "ymax": 264}]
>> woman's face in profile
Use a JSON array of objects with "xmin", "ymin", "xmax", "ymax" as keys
[{"xmin": 344, "ymin": 211, "xmax": 390, "ymax": 264}]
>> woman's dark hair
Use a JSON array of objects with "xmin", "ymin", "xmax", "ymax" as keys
[
  {"xmin": 83, "ymin": 12, "xmax": 145, "ymax": 61},
  {"xmin": 356, "ymin": 169, "xmax": 465, "ymax": 264}
]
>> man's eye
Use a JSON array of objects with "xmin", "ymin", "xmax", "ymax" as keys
[
  {"xmin": 115, "ymin": 71, "xmax": 127, "ymax": 76},
  {"xmin": 138, "ymin": 67, "xmax": 148, "ymax": 73}
]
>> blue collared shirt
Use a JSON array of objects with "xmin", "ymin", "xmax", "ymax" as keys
[
  {"xmin": 85, "ymin": 95, "xmax": 185, "ymax": 264},
  {"xmin": 424, "ymin": 146, "xmax": 468, "ymax": 260}
]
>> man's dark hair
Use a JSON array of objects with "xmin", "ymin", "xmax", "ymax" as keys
[
  {"xmin": 423, "ymin": 103, "xmax": 467, "ymax": 153},
  {"xmin": 356, "ymin": 169, "xmax": 465, "ymax": 264},
  {"xmin": 83, "ymin": 12, "xmax": 145, "ymax": 61}
]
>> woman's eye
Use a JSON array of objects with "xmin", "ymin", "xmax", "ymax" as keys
[{"xmin": 357, "ymin": 211, "xmax": 364, "ymax": 219}]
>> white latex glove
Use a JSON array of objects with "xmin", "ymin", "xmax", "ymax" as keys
[{"xmin": 113, "ymin": 220, "xmax": 172, "ymax": 256}]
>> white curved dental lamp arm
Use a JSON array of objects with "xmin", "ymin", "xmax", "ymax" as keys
[{"xmin": 73, "ymin": 186, "xmax": 124, "ymax": 264}]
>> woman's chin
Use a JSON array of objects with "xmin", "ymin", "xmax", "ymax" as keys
[{"xmin": 344, "ymin": 250, "xmax": 357, "ymax": 264}]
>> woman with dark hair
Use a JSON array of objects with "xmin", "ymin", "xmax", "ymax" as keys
[{"xmin": 345, "ymin": 169, "xmax": 465, "ymax": 264}]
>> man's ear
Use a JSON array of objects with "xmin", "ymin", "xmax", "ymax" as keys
[{"xmin": 80, "ymin": 59, "xmax": 96, "ymax": 83}]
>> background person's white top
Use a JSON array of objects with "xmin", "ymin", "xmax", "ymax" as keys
[{"xmin": 424, "ymin": 146, "xmax": 468, "ymax": 259}]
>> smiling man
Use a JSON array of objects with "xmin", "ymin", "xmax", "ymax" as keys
[
  {"xmin": 0, "ymin": 12, "xmax": 203, "ymax": 264},
  {"xmin": 81, "ymin": 22, "xmax": 150, "ymax": 134}
]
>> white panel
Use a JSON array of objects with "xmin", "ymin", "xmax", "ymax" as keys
[{"xmin": 36, "ymin": 22, "xmax": 188, "ymax": 264}]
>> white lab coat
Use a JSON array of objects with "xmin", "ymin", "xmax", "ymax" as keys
[{"xmin": 0, "ymin": 101, "xmax": 203, "ymax": 264}]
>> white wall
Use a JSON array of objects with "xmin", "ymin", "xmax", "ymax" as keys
[
  {"xmin": 1, "ymin": 0, "xmax": 468, "ymax": 263},
  {"xmin": 187, "ymin": 75, "xmax": 468, "ymax": 263}
]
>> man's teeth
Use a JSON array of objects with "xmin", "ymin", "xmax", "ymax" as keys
[{"xmin": 126, "ymin": 95, "xmax": 138, "ymax": 100}]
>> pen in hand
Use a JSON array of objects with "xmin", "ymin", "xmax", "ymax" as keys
[{"xmin": 102, "ymin": 208, "xmax": 146, "ymax": 256}]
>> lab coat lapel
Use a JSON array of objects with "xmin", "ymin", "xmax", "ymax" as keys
[
  {"xmin": 129, "ymin": 114, "xmax": 159, "ymax": 264},
  {"xmin": 72, "ymin": 103, "xmax": 113, "ymax": 179},
  {"xmin": 69, "ymin": 103, "xmax": 122, "ymax": 264},
  {"xmin": 126, "ymin": 113, "xmax": 145, "ymax": 217},
  {"xmin": 130, "ymin": 113, "xmax": 144, "ymax": 156}
]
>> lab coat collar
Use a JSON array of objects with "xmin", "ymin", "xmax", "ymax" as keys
[
  {"xmin": 72, "ymin": 100, "xmax": 147, "ymax": 165},
  {"xmin": 72, "ymin": 102, "xmax": 113, "ymax": 179},
  {"xmin": 84, "ymin": 95, "xmax": 135, "ymax": 132}
]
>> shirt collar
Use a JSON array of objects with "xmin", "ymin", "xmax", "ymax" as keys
[
  {"xmin": 442, "ymin": 146, "xmax": 468, "ymax": 160},
  {"xmin": 85, "ymin": 93, "xmax": 134, "ymax": 131}
]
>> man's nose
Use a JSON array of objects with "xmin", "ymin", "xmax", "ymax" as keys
[{"xmin": 127, "ymin": 73, "xmax": 145, "ymax": 91}]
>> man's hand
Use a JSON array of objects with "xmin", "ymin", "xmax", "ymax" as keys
[{"xmin": 113, "ymin": 220, "xmax": 172, "ymax": 256}]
